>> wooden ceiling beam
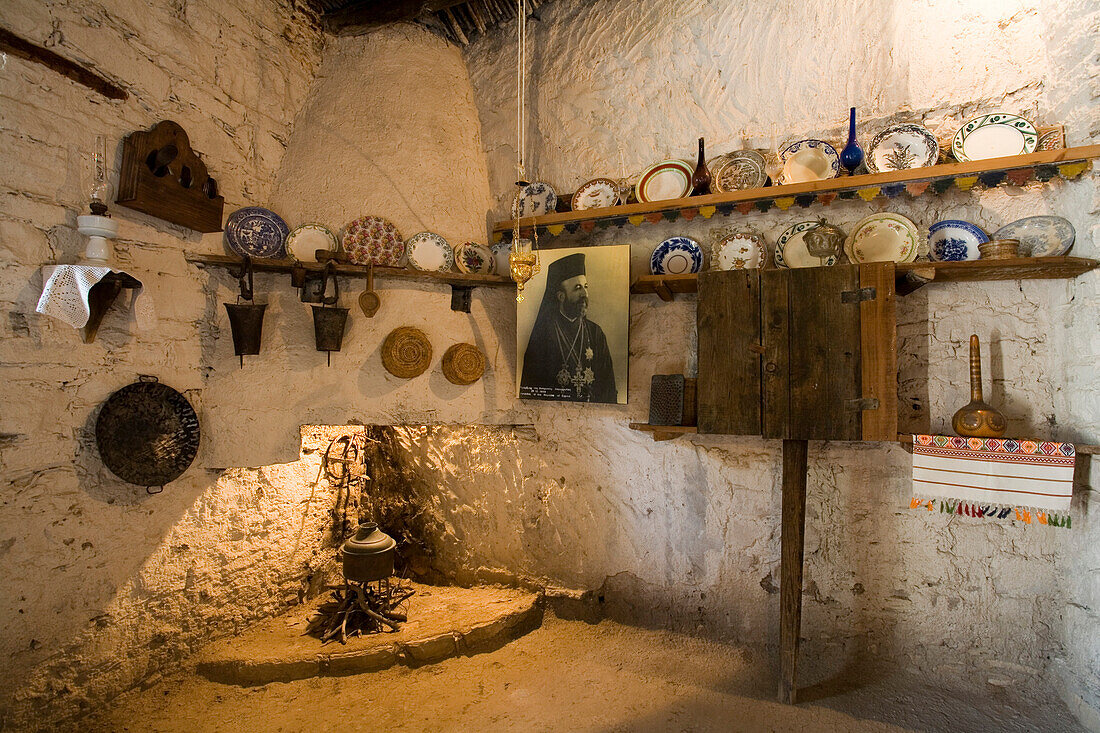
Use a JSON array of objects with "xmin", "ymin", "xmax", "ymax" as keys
[{"xmin": 323, "ymin": 0, "xmax": 469, "ymax": 34}]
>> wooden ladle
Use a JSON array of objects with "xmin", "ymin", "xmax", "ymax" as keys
[{"xmin": 358, "ymin": 263, "xmax": 380, "ymax": 317}]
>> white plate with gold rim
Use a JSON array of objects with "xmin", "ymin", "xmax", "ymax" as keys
[
  {"xmin": 571, "ymin": 178, "xmax": 619, "ymax": 210},
  {"xmin": 844, "ymin": 213, "xmax": 920, "ymax": 264}
]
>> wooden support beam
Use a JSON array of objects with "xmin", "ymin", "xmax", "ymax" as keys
[
  {"xmin": 779, "ymin": 438, "xmax": 808, "ymax": 705},
  {"xmin": 323, "ymin": 1, "xmax": 467, "ymax": 34},
  {"xmin": 0, "ymin": 27, "xmax": 127, "ymax": 100}
]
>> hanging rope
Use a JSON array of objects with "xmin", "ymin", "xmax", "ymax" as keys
[{"xmin": 516, "ymin": 0, "xmax": 527, "ymax": 184}]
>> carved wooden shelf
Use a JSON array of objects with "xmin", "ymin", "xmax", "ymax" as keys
[
  {"xmin": 492, "ymin": 145, "xmax": 1100, "ymax": 239},
  {"xmin": 631, "ymin": 257, "xmax": 1100, "ymax": 300},
  {"xmin": 186, "ymin": 254, "xmax": 514, "ymax": 287}
]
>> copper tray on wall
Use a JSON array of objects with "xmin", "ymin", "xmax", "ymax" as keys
[{"xmin": 95, "ymin": 376, "xmax": 200, "ymax": 492}]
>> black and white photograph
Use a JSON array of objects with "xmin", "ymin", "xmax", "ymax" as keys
[{"xmin": 517, "ymin": 245, "xmax": 629, "ymax": 404}]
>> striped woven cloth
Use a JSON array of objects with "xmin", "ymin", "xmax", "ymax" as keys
[{"xmin": 911, "ymin": 435, "xmax": 1074, "ymax": 512}]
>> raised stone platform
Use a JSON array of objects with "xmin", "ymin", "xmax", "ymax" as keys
[{"xmin": 194, "ymin": 583, "xmax": 542, "ymax": 686}]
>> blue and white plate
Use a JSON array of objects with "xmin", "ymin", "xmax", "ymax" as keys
[
  {"xmin": 928, "ymin": 220, "xmax": 988, "ymax": 262},
  {"xmin": 991, "ymin": 216, "xmax": 1075, "ymax": 257},
  {"xmin": 779, "ymin": 139, "xmax": 840, "ymax": 184},
  {"xmin": 512, "ymin": 182, "xmax": 557, "ymax": 219},
  {"xmin": 224, "ymin": 207, "xmax": 289, "ymax": 259},
  {"xmin": 650, "ymin": 236, "xmax": 703, "ymax": 275}
]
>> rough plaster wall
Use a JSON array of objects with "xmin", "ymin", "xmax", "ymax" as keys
[
  {"xmin": 202, "ymin": 22, "xmax": 503, "ymax": 469},
  {"xmin": 452, "ymin": 0, "xmax": 1100, "ymax": 719},
  {"xmin": 0, "ymin": 0, "xmax": 323, "ymax": 727}
]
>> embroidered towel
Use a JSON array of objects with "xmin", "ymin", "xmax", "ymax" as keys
[
  {"xmin": 36, "ymin": 265, "xmax": 155, "ymax": 331},
  {"xmin": 911, "ymin": 435, "xmax": 1074, "ymax": 512}
]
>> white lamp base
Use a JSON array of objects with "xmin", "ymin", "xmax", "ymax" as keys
[{"xmin": 77, "ymin": 214, "xmax": 119, "ymax": 266}]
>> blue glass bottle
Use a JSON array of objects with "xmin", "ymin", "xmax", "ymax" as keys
[{"xmin": 840, "ymin": 107, "xmax": 863, "ymax": 175}]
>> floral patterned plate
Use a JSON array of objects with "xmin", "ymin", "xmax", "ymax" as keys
[
  {"xmin": 844, "ymin": 213, "xmax": 919, "ymax": 264},
  {"xmin": 342, "ymin": 216, "xmax": 404, "ymax": 266},
  {"xmin": 455, "ymin": 242, "xmax": 495, "ymax": 274},
  {"xmin": 512, "ymin": 183, "xmax": 557, "ymax": 219},
  {"xmin": 866, "ymin": 124, "xmax": 939, "ymax": 173},
  {"xmin": 713, "ymin": 231, "xmax": 766, "ymax": 270},
  {"xmin": 405, "ymin": 231, "xmax": 453, "ymax": 272},
  {"xmin": 928, "ymin": 220, "xmax": 987, "ymax": 261},
  {"xmin": 224, "ymin": 207, "xmax": 289, "ymax": 259},
  {"xmin": 992, "ymin": 216, "xmax": 1075, "ymax": 257}
]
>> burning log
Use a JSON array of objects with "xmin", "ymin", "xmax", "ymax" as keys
[{"xmin": 305, "ymin": 579, "xmax": 414, "ymax": 645}]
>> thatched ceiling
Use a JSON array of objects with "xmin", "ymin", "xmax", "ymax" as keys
[{"xmin": 306, "ymin": 0, "xmax": 549, "ymax": 45}]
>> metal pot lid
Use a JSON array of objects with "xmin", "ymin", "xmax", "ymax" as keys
[
  {"xmin": 95, "ymin": 376, "xmax": 199, "ymax": 488},
  {"xmin": 342, "ymin": 523, "xmax": 396, "ymax": 556}
]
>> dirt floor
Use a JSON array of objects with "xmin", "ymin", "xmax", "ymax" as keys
[{"xmin": 85, "ymin": 612, "xmax": 1085, "ymax": 733}]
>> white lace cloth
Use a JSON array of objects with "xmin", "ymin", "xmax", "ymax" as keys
[{"xmin": 36, "ymin": 265, "xmax": 156, "ymax": 331}]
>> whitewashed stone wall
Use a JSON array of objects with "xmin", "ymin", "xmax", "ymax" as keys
[
  {"xmin": 0, "ymin": 1, "xmax": 325, "ymax": 728},
  {"xmin": 456, "ymin": 0, "xmax": 1100, "ymax": 723}
]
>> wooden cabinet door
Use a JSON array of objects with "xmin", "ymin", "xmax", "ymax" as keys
[
  {"xmin": 697, "ymin": 270, "xmax": 762, "ymax": 435},
  {"xmin": 696, "ymin": 263, "xmax": 896, "ymax": 441},
  {"xmin": 762, "ymin": 263, "xmax": 896, "ymax": 441}
]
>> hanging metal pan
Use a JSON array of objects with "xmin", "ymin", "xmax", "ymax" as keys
[{"xmin": 95, "ymin": 375, "xmax": 200, "ymax": 491}]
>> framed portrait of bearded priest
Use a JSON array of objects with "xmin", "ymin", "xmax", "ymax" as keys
[{"xmin": 517, "ymin": 245, "xmax": 629, "ymax": 404}]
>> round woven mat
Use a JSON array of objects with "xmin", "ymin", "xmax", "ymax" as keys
[
  {"xmin": 381, "ymin": 326, "xmax": 432, "ymax": 378},
  {"xmin": 442, "ymin": 343, "xmax": 485, "ymax": 385}
]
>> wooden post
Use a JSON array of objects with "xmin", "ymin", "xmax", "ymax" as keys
[{"xmin": 779, "ymin": 438, "xmax": 808, "ymax": 704}]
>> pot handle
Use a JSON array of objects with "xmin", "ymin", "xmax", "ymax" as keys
[
  {"xmin": 321, "ymin": 261, "xmax": 339, "ymax": 306},
  {"xmin": 235, "ymin": 255, "xmax": 255, "ymax": 302}
]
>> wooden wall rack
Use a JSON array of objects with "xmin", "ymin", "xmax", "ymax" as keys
[
  {"xmin": 631, "ymin": 256, "xmax": 1100, "ymax": 300},
  {"xmin": 186, "ymin": 254, "xmax": 513, "ymax": 312},
  {"xmin": 490, "ymin": 145, "xmax": 1100, "ymax": 241}
]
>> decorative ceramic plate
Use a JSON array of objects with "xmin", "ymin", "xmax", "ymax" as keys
[
  {"xmin": 779, "ymin": 139, "xmax": 840, "ymax": 184},
  {"xmin": 636, "ymin": 160, "xmax": 693, "ymax": 203},
  {"xmin": 491, "ymin": 240, "xmax": 513, "ymax": 277},
  {"xmin": 992, "ymin": 216, "xmax": 1075, "ymax": 257},
  {"xmin": 844, "ymin": 213, "xmax": 920, "ymax": 264},
  {"xmin": 224, "ymin": 207, "xmax": 289, "ymax": 259},
  {"xmin": 774, "ymin": 221, "xmax": 839, "ymax": 268},
  {"xmin": 713, "ymin": 150, "xmax": 767, "ymax": 192},
  {"xmin": 571, "ymin": 178, "xmax": 619, "ymax": 210},
  {"xmin": 455, "ymin": 242, "xmax": 495, "ymax": 274},
  {"xmin": 512, "ymin": 182, "xmax": 557, "ymax": 219},
  {"xmin": 650, "ymin": 236, "xmax": 703, "ymax": 275},
  {"xmin": 1036, "ymin": 126, "xmax": 1065, "ymax": 151},
  {"xmin": 342, "ymin": 216, "xmax": 404, "ymax": 266},
  {"xmin": 928, "ymin": 220, "xmax": 988, "ymax": 262},
  {"xmin": 713, "ymin": 231, "xmax": 766, "ymax": 270},
  {"xmin": 866, "ymin": 124, "xmax": 939, "ymax": 173},
  {"xmin": 952, "ymin": 113, "xmax": 1038, "ymax": 162},
  {"xmin": 285, "ymin": 223, "xmax": 338, "ymax": 262},
  {"xmin": 405, "ymin": 231, "xmax": 453, "ymax": 272}
]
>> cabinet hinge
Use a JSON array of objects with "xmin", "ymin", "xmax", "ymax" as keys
[
  {"xmin": 845, "ymin": 397, "xmax": 880, "ymax": 411},
  {"xmin": 840, "ymin": 287, "xmax": 876, "ymax": 303}
]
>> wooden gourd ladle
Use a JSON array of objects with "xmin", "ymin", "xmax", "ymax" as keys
[
  {"xmin": 358, "ymin": 263, "xmax": 380, "ymax": 317},
  {"xmin": 951, "ymin": 334, "xmax": 1007, "ymax": 437}
]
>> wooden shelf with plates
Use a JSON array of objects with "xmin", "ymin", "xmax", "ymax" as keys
[
  {"xmin": 185, "ymin": 253, "xmax": 514, "ymax": 288},
  {"xmin": 490, "ymin": 145, "xmax": 1100, "ymax": 241},
  {"xmin": 631, "ymin": 256, "xmax": 1100, "ymax": 300}
]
